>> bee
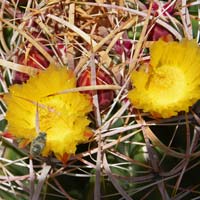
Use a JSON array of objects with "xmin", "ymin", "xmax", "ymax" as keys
[
  {"xmin": 30, "ymin": 132, "xmax": 46, "ymax": 158},
  {"xmin": 29, "ymin": 101, "xmax": 47, "ymax": 158}
]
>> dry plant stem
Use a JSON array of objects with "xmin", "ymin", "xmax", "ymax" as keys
[
  {"xmin": 0, "ymin": 114, "xmax": 5, "ymax": 121},
  {"xmin": 49, "ymin": 166, "xmax": 65, "ymax": 179},
  {"xmin": 0, "ymin": 1, "xmax": 10, "ymax": 53},
  {"xmin": 25, "ymin": 0, "xmax": 32, "ymax": 15},
  {"xmin": 144, "ymin": 125, "xmax": 184, "ymax": 158},
  {"xmin": 102, "ymin": 65, "xmax": 132, "ymax": 123},
  {"xmin": 198, "ymin": 4, "xmax": 200, "ymax": 42},
  {"xmin": 44, "ymin": 182, "xmax": 68, "ymax": 199},
  {"xmin": 139, "ymin": 116, "xmax": 170, "ymax": 200},
  {"xmin": 74, "ymin": 130, "xmax": 140, "ymax": 162},
  {"xmin": 0, "ymin": 186, "xmax": 26, "ymax": 199},
  {"xmin": 89, "ymin": 52, "xmax": 102, "ymax": 200},
  {"xmin": 32, "ymin": 164, "xmax": 51, "ymax": 200},
  {"xmin": 102, "ymin": 83, "xmax": 126, "ymax": 124},
  {"xmin": 0, "ymin": 160, "xmax": 29, "ymax": 193},
  {"xmin": 0, "ymin": 72, "xmax": 8, "ymax": 93},
  {"xmin": 0, "ymin": 59, "xmax": 39, "ymax": 75},
  {"xmin": 29, "ymin": 159, "xmax": 35, "ymax": 199},
  {"xmin": 160, "ymin": 159, "xmax": 190, "ymax": 178},
  {"xmin": 108, "ymin": 149, "xmax": 152, "ymax": 169},
  {"xmin": 48, "ymin": 84, "xmax": 121, "ymax": 96},
  {"xmin": 0, "ymin": 18, "xmax": 55, "ymax": 65},
  {"xmin": 159, "ymin": 124, "xmax": 179, "ymax": 165},
  {"xmin": 35, "ymin": 18, "xmax": 53, "ymax": 38},
  {"xmin": 90, "ymin": 53, "xmax": 101, "ymax": 127},
  {"xmin": 77, "ymin": 2, "xmax": 182, "ymax": 40},
  {"xmin": 128, "ymin": 1, "xmax": 152, "ymax": 73},
  {"xmin": 170, "ymin": 179, "xmax": 199, "ymax": 199},
  {"xmin": 132, "ymin": 113, "xmax": 200, "ymax": 197},
  {"xmin": 93, "ymin": 18, "xmax": 136, "ymax": 54},
  {"xmin": 99, "ymin": 123, "xmax": 143, "ymax": 139},
  {"xmin": 75, "ymin": 17, "xmax": 137, "ymax": 74},
  {"xmin": 67, "ymin": 3, "xmax": 75, "ymax": 70},
  {"xmin": 3, "ymin": 157, "xmax": 28, "ymax": 168},
  {"xmin": 47, "ymin": 14, "xmax": 97, "ymax": 46},
  {"xmin": 191, "ymin": 110, "xmax": 200, "ymax": 126},
  {"xmin": 172, "ymin": 115, "xmax": 192, "ymax": 196},
  {"xmin": 140, "ymin": 187, "xmax": 157, "ymax": 200},
  {"xmin": 0, "ymin": 174, "xmax": 30, "ymax": 183},
  {"xmin": 101, "ymin": 101, "xmax": 130, "ymax": 131},
  {"xmin": 0, "ymin": 163, "xmax": 16, "ymax": 195},
  {"xmin": 52, "ymin": 177, "xmax": 75, "ymax": 200},
  {"xmin": 172, "ymin": 188, "xmax": 197, "ymax": 200},
  {"xmin": 103, "ymin": 154, "xmax": 133, "ymax": 200},
  {"xmin": 129, "ymin": 176, "xmax": 178, "ymax": 197},
  {"xmin": 114, "ymin": 173, "xmax": 155, "ymax": 184},
  {"xmin": 94, "ymin": 132, "xmax": 101, "ymax": 200},
  {"xmin": 180, "ymin": 0, "xmax": 193, "ymax": 39},
  {"xmin": 0, "ymin": 0, "xmax": 15, "ymax": 17},
  {"xmin": 76, "ymin": 156, "xmax": 96, "ymax": 169},
  {"xmin": 10, "ymin": 21, "xmax": 26, "ymax": 47},
  {"xmin": 191, "ymin": 126, "xmax": 200, "ymax": 153}
]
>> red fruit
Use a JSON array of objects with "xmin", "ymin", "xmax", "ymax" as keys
[
  {"xmin": 13, "ymin": 49, "xmax": 49, "ymax": 84},
  {"xmin": 152, "ymin": 2, "xmax": 175, "ymax": 16},
  {"xmin": 148, "ymin": 24, "xmax": 174, "ymax": 41},
  {"xmin": 13, "ymin": 31, "xmax": 54, "ymax": 84},
  {"xmin": 152, "ymin": 2, "xmax": 159, "ymax": 11},
  {"xmin": 77, "ymin": 68, "xmax": 115, "ymax": 110},
  {"xmin": 162, "ymin": 2, "xmax": 175, "ymax": 15},
  {"xmin": 114, "ymin": 32, "xmax": 132, "ymax": 58},
  {"xmin": 114, "ymin": 40, "xmax": 124, "ymax": 55}
]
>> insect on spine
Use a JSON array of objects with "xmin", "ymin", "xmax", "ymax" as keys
[
  {"xmin": 30, "ymin": 102, "xmax": 46, "ymax": 157},
  {"xmin": 30, "ymin": 132, "xmax": 46, "ymax": 157}
]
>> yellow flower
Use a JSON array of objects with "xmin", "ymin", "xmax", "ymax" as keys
[
  {"xmin": 4, "ymin": 65, "xmax": 92, "ymax": 161},
  {"xmin": 128, "ymin": 39, "xmax": 200, "ymax": 118}
]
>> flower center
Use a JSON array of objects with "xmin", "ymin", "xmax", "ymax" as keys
[
  {"xmin": 148, "ymin": 65, "xmax": 186, "ymax": 106},
  {"xmin": 38, "ymin": 96, "xmax": 66, "ymax": 132}
]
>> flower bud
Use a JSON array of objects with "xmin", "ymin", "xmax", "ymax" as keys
[{"xmin": 77, "ymin": 68, "xmax": 115, "ymax": 110}]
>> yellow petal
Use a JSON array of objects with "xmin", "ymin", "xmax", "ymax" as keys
[
  {"xmin": 128, "ymin": 39, "xmax": 200, "ymax": 118},
  {"xmin": 4, "ymin": 65, "xmax": 92, "ymax": 160}
]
